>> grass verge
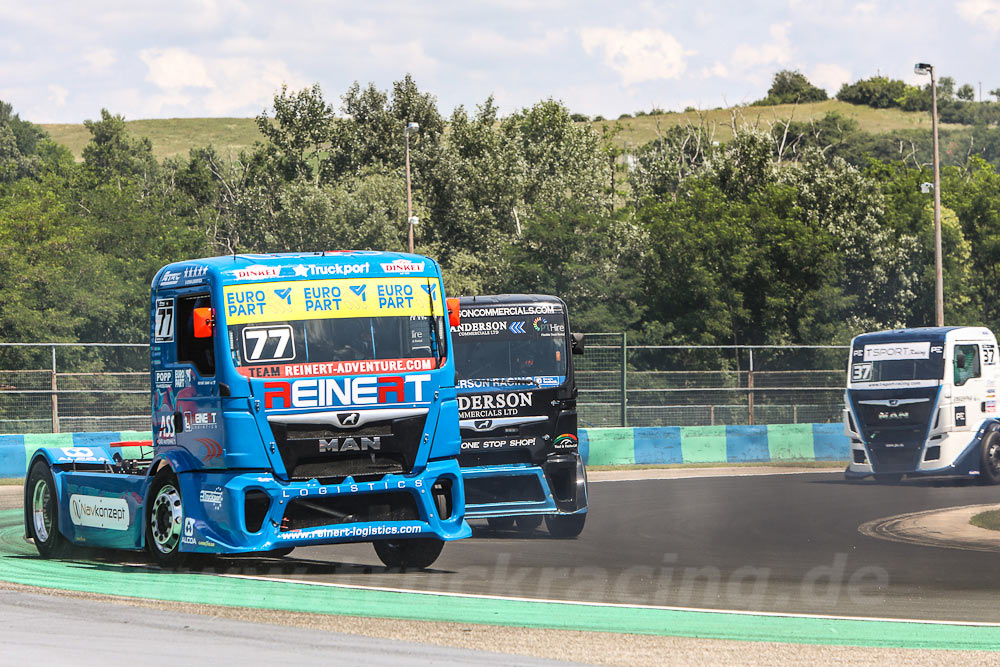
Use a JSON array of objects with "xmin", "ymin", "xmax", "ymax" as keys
[
  {"xmin": 970, "ymin": 509, "xmax": 1000, "ymax": 531},
  {"xmin": 587, "ymin": 461, "xmax": 846, "ymax": 471},
  {"xmin": 0, "ymin": 479, "xmax": 23, "ymax": 487}
]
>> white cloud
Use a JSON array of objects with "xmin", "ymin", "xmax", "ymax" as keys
[
  {"xmin": 202, "ymin": 58, "xmax": 308, "ymax": 116},
  {"xmin": 957, "ymin": 0, "xmax": 1000, "ymax": 32},
  {"xmin": 458, "ymin": 28, "xmax": 569, "ymax": 58},
  {"xmin": 809, "ymin": 63, "xmax": 851, "ymax": 94},
  {"xmin": 729, "ymin": 22, "xmax": 793, "ymax": 70},
  {"xmin": 83, "ymin": 47, "xmax": 116, "ymax": 72},
  {"xmin": 140, "ymin": 48, "xmax": 215, "ymax": 89},
  {"xmin": 366, "ymin": 40, "xmax": 438, "ymax": 77},
  {"xmin": 700, "ymin": 61, "xmax": 729, "ymax": 79},
  {"xmin": 135, "ymin": 48, "xmax": 309, "ymax": 117},
  {"xmin": 47, "ymin": 84, "xmax": 68, "ymax": 107},
  {"xmin": 580, "ymin": 27, "xmax": 692, "ymax": 86}
]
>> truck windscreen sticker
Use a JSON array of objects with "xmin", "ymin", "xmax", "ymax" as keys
[
  {"xmin": 154, "ymin": 298, "xmax": 174, "ymax": 343},
  {"xmin": 223, "ymin": 277, "xmax": 443, "ymax": 324},
  {"xmin": 862, "ymin": 341, "xmax": 930, "ymax": 361}
]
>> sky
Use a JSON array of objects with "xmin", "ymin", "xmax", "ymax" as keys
[{"xmin": 2, "ymin": 1, "xmax": 999, "ymax": 124}]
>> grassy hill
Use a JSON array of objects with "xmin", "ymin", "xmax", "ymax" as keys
[
  {"xmin": 41, "ymin": 117, "xmax": 263, "ymax": 162},
  {"xmin": 591, "ymin": 100, "xmax": 961, "ymax": 149},
  {"xmin": 40, "ymin": 101, "xmax": 957, "ymax": 162}
]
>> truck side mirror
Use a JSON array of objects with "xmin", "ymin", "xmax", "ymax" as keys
[
  {"xmin": 447, "ymin": 298, "xmax": 461, "ymax": 328},
  {"xmin": 193, "ymin": 307, "xmax": 214, "ymax": 339},
  {"xmin": 571, "ymin": 332, "xmax": 585, "ymax": 355}
]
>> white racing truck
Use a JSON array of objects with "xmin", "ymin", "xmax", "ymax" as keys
[{"xmin": 844, "ymin": 326, "xmax": 1000, "ymax": 483}]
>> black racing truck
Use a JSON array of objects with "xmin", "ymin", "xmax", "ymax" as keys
[{"xmin": 450, "ymin": 295, "xmax": 587, "ymax": 537}]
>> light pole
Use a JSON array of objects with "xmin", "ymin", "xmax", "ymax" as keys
[
  {"xmin": 915, "ymin": 62, "xmax": 943, "ymax": 327},
  {"xmin": 404, "ymin": 121, "xmax": 419, "ymax": 253}
]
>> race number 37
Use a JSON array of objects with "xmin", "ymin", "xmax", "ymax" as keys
[
  {"xmin": 154, "ymin": 298, "xmax": 174, "ymax": 343},
  {"xmin": 851, "ymin": 362, "xmax": 872, "ymax": 382}
]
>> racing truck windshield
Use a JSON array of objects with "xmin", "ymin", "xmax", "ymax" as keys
[
  {"xmin": 850, "ymin": 341, "xmax": 944, "ymax": 384},
  {"xmin": 223, "ymin": 276, "xmax": 446, "ymax": 377},
  {"xmin": 452, "ymin": 304, "xmax": 567, "ymax": 386}
]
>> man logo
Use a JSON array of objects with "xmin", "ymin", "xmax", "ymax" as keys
[
  {"xmin": 338, "ymin": 412, "xmax": 360, "ymax": 427},
  {"xmin": 475, "ymin": 419, "xmax": 493, "ymax": 430}
]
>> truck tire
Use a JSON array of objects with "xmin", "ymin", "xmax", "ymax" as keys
[
  {"xmin": 25, "ymin": 459, "xmax": 71, "ymax": 558},
  {"xmin": 146, "ymin": 469, "xmax": 186, "ymax": 567},
  {"xmin": 373, "ymin": 538, "xmax": 444, "ymax": 570},
  {"xmin": 515, "ymin": 515, "xmax": 542, "ymax": 534},
  {"xmin": 486, "ymin": 516, "xmax": 515, "ymax": 531},
  {"xmin": 545, "ymin": 513, "xmax": 586, "ymax": 539},
  {"xmin": 979, "ymin": 431, "xmax": 1000, "ymax": 485}
]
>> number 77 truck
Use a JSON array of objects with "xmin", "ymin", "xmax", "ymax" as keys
[{"xmin": 25, "ymin": 252, "xmax": 470, "ymax": 569}]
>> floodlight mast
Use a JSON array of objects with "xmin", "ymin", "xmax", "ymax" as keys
[
  {"xmin": 405, "ymin": 122, "xmax": 419, "ymax": 254},
  {"xmin": 915, "ymin": 62, "xmax": 943, "ymax": 327}
]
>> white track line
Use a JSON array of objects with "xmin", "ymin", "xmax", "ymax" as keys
[{"xmin": 214, "ymin": 571, "xmax": 1000, "ymax": 628}]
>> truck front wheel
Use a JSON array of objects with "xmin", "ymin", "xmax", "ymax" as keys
[
  {"xmin": 146, "ymin": 469, "xmax": 186, "ymax": 567},
  {"xmin": 545, "ymin": 513, "xmax": 586, "ymax": 538},
  {"xmin": 979, "ymin": 431, "xmax": 1000, "ymax": 485},
  {"xmin": 373, "ymin": 538, "xmax": 443, "ymax": 570},
  {"xmin": 25, "ymin": 460, "xmax": 70, "ymax": 558}
]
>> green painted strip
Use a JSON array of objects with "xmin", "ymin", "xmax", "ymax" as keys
[
  {"xmin": 585, "ymin": 428, "xmax": 635, "ymax": 465},
  {"xmin": 114, "ymin": 431, "xmax": 153, "ymax": 460},
  {"xmin": 767, "ymin": 424, "xmax": 816, "ymax": 461},
  {"xmin": 23, "ymin": 433, "xmax": 74, "ymax": 470},
  {"xmin": 680, "ymin": 425, "xmax": 728, "ymax": 463},
  {"xmin": 1, "ymin": 510, "xmax": 998, "ymax": 650}
]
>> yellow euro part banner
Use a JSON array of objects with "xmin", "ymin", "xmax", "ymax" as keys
[{"xmin": 223, "ymin": 277, "xmax": 443, "ymax": 324}]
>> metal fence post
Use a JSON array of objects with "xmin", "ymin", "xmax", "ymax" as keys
[
  {"xmin": 50, "ymin": 345, "xmax": 60, "ymax": 433},
  {"xmin": 620, "ymin": 331, "xmax": 628, "ymax": 427},
  {"xmin": 747, "ymin": 347, "xmax": 754, "ymax": 426}
]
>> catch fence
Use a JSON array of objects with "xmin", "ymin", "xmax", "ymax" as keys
[
  {"xmin": 0, "ymin": 339, "xmax": 850, "ymax": 433},
  {"xmin": 576, "ymin": 334, "xmax": 848, "ymax": 427}
]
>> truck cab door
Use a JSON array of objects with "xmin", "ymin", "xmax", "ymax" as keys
[
  {"xmin": 951, "ymin": 342, "xmax": 989, "ymax": 431},
  {"xmin": 154, "ymin": 291, "xmax": 226, "ymax": 467}
]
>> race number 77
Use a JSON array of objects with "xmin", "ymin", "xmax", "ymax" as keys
[
  {"xmin": 242, "ymin": 325, "xmax": 294, "ymax": 361},
  {"xmin": 154, "ymin": 299, "xmax": 174, "ymax": 343}
]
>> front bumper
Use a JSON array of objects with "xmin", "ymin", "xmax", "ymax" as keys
[
  {"xmin": 461, "ymin": 453, "xmax": 588, "ymax": 519},
  {"xmin": 175, "ymin": 458, "xmax": 470, "ymax": 553}
]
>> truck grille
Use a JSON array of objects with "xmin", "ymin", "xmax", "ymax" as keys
[
  {"xmin": 270, "ymin": 415, "xmax": 425, "ymax": 483},
  {"xmin": 281, "ymin": 492, "xmax": 419, "ymax": 531}
]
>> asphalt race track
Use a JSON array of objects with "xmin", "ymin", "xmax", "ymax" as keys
[
  {"xmin": 267, "ymin": 471, "xmax": 1000, "ymax": 623},
  {"xmin": 5, "ymin": 469, "xmax": 1000, "ymax": 654}
]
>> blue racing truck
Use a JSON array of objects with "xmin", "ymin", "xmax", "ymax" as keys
[
  {"xmin": 25, "ymin": 252, "xmax": 469, "ymax": 569},
  {"xmin": 450, "ymin": 295, "xmax": 587, "ymax": 537},
  {"xmin": 844, "ymin": 326, "xmax": 1000, "ymax": 483}
]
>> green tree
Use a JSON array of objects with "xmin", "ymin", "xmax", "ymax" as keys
[
  {"xmin": 756, "ymin": 70, "xmax": 828, "ymax": 105},
  {"xmin": 255, "ymin": 83, "xmax": 334, "ymax": 184},
  {"xmin": 957, "ymin": 83, "xmax": 976, "ymax": 102},
  {"xmin": 837, "ymin": 76, "xmax": 907, "ymax": 109},
  {"xmin": 501, "ymin": 208, "xmax": 648, "ymax": 332}
]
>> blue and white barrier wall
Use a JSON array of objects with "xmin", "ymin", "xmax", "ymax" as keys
[
  {"xmin": 0, "ymin": 431, "xmax": 150, "ymax": 479},
  {"xmin": 0, "ymin": 424, "xmax": 850, "ymax": 478},
  {"xmin": 580, "ymin": 424, "xmax": 849, "ymax": 466}
]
